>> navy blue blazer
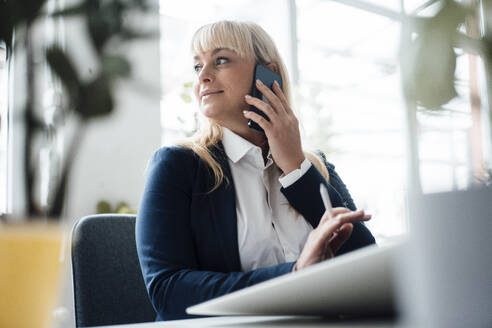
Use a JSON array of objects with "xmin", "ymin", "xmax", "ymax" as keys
[{"xmin": 135, "ymin": 143, "xmax": 375, "ymax": 321}]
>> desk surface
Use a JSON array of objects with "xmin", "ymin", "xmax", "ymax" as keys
[{"xmin": 94, "ymin": 316, "xmax": 396, "ymax": 328}]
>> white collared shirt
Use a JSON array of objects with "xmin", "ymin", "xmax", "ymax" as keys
[{"xmin": 221, "ymin": 127, "xmax": 313, "ymax": 272}]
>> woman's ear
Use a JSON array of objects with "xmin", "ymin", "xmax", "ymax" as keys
[{"xmin": 266, "ymin": 62, "xmax": 279, "ymax": 74}]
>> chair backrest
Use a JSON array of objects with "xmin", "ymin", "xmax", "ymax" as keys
[{"xmin": 71, "ymin": 214, "xmax": 156, "ymax": 327}]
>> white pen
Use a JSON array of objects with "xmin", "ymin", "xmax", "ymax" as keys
[{"xmin": 319, "ymin": 183, "xmax": 333, "ymax": 220}]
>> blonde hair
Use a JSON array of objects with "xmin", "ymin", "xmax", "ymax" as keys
[{"xmin": 177, "ymin": 20, "xmax": 329, "ymax": 192}]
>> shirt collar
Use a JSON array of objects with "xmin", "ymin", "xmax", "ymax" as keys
[
  {"xmin": 221, "ymin": 127, "xmax": 257, "ymax": 163},
  {"xmin": 222, "ymin": 127, "xmax": 273, "ymax": 169}
]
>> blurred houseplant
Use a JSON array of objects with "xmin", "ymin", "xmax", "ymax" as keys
[
  {"xmin": 0, "ymin": 0, "xmax": 155, "ymax": 220},
  {"xmin": 96, "ymin": 200, "xmax": 137, "ymax": 214},
  {"xmin": 400, "ymin": 0, "xmax": 492, "ymax": 192},
  {"xmin": 0, "ymin": 1, "xmax": 156, "ymax": 327},
  {"xmin": 398, "ymin": 1, "xmax": 492, "ymax": 326}
]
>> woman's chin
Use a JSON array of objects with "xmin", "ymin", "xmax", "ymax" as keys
[
  {"xmin": 200, "ymin": 106, "xmax": 222, "ymax": 119},
  {"xmin": 199, "ymin": 105, "xmax": 247, "ymax": 129}
]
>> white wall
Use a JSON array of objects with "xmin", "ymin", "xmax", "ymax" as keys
[
  {"xmin": 59, "ymin": 14, "xmax": 161, "ymax": 328},
  {"xmin": 64, "ymin": 13, "xmax": 161, "ymax": 221},
  {"xmin": 65, "ymin": 39, "xmax": 161, "ymax": 221}
]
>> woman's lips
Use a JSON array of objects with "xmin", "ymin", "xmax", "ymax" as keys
[{"xmin": 202, "ymin": 91, "xmax": 224, "ymax": 99}]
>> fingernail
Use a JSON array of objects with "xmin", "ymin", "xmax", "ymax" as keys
[
  {"xmin": 242, "ymin": 110, "xmax": 248, "ymax": 115},
  {"xmin": 245, "ymin": 95, "xmax": 251, "ymax": 98},
  {"xmin": 256, "ymin": 79, "xmax": 263, "ymax": 85},
  {"xmin": 274, "ymin": 80, "xmax": 279, "ymax": 87}
]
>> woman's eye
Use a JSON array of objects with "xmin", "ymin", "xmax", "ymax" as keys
[
  {"xmin": 193, "ymin": 57, "xmax": 228, "ymax": 73},
  {"xmin": 216, "ymin": 57, "xmax": 228, "ymax": 65}
]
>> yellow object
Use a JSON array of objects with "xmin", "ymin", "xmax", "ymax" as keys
[{"xmin": 0, "ymin": 223, "xmax": 64, "ymax": 328}]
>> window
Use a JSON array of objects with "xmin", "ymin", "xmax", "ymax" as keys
[
  {"xmin": 159, "ymin": 0, "xmax": 484, "ymax": 244},
  {"xmin": 296, "ymin": 0, "xmax": 484, "ymax": 242},
  {"xmin": 0, "ymin": 41, "xmax": 9, "ymax": 214},
  {"xmin": 297, "ymin": 1, "xmax": 407, "ymax": 242}
]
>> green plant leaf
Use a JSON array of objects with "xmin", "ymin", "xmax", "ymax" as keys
[
  {"xmin": 0, "ymin": 0, "xmax": 48, "ymax": 48},
  {"xmin": 51, "ymin": 3, "xmax": 87, "ymax": 17},
  {"xmin": 87, "ymin": 1, "xmax": 124, "ymax": 53},
  {"xmin": 96, "ymin": 200, "xmax": 112, "ymax": 214},
  {"xmin": 119, "ymin": 27, "xmax": 159, "ymax": 41},
  {"xmin": 183, "ymin": 82, "xmax": 193, "ymax": 88},
  {"xmin": 125, "ymin": 0, "xmax": 151, "ymax": 10},
  {"xmin": 24, "ymin": 105, "xmax": 45, "ymax": 132},
  {"xmin": 0, "ymin": 2, "xmax": 13, "ymax": 48},
  {"xmin": 401, "ymin": 1, "xmax": 465, "ymax": 109},
  {"xmin": 10, "ymin": 0, "xmax": 48, "ymax": 24},
  {"xmin": 115, "ymin": 201, "xmax": 137, "ymax": 214},
  {"xmin": 102, "ymin": 55, "xmax": 131, "ymax": 78},
  {"xmin": 46, "ymin": 45, "xmax": 80, "ymax": 107},
  {"xmin": 115, "ymin": 201, "xmax": 128, "ymax": 211},
  {"xmin": 77, "ymin": 75, "xmax": 114, "ymax": 120},
  {"xmin": 180, "ymin": 93, "xmax": 192, "ymax": 103}
]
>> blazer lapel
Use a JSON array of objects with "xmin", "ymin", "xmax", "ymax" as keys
[{"xmin": 207, "ymin": 142, "xmax": 241, "ymax": 272}]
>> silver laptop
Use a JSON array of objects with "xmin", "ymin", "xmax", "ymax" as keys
[{"xmin": 187, "ymin": 241, "xmax": 402, "ymax": 317}]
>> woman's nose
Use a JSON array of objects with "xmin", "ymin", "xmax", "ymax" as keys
[{"xmin": 198, "ymin": 65, "xmax": 214, "ymax": 83}]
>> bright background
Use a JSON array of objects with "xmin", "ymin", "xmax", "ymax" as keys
[
  {"xmin": 1, "ymin": 0, "xmax": 484, "ymax": 244},
  {"xmin": 158, "ymin": 0, "xmax": 483, "ymax": 243},
  {"xmin": 0, "ymin": 1, "xmax": 488, "ymax": 326}
]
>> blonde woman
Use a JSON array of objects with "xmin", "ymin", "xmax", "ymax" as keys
[{"xmin": 136, "ymin": 20, "xmax": 375, "ymax": 321}]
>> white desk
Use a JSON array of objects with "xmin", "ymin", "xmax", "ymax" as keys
[{"xmin": 94, "ymin": 316, "xmax": 396, "ymax": 328}]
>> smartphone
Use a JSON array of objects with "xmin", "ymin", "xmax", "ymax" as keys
[{"xmin": 247, "ymin": 64, "xmax": 283, "ymax": 134}]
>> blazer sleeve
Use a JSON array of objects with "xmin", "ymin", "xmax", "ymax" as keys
[
  {"xmin": 135, "ymin": 147, "xmax": 295, "ymax": 321},
  {"xmin": 280, "ymin": 152, "xmax": 376, "ymax": 256},
  {"xmin": 316, "ymin": 150, "xmax": 357, "ymax": 211}
]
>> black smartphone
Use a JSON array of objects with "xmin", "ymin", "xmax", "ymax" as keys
[{"xmin": 247, "ymin": 64, "xmax": 283, "ymax": 134}]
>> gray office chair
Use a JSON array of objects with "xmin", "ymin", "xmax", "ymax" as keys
[{"xmin": 71, "ymin": 214, "xmax": 156, "ymax": 327}]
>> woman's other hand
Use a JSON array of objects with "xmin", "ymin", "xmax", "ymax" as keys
[
  {"xmin": 293, "ymin": 208, "xmax": 372, "ymax": 271},
  {"xmin": 243, "ymin": 79, "xmax": 305, "ymax": 175}
]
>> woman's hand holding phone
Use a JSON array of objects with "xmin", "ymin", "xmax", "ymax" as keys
[{"xmin": 243, "ymin": 79, "xmax": 305, "ymax": 175}]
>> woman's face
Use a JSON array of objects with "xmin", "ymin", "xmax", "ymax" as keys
[{"xmin": 193, "ymin": 47, "xmax": 255, "ymax": 129}]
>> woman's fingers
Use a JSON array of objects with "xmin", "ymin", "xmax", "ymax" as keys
[
  {"xmin": 320, "ymin": 207, "xmax": 372, "ymax": 227},
  {"xmin": 253, "ymin": 79, "xmax": 285, "ymax": 115},
  {"xmin": 295, "ymin": 209, "xmax": 371, "ymax": 271},
  {"xmin": 319, "ymin": 207, "xmax": 350, "ymax": 225},
  {"xmin": 322, "ymin": 239, "xmax": 334, "ymax": 260},
  {"xmin": 272, "ymin": 80, "xmax": 292, "ymax": 114},
  {"xmin": 319, "ymin": 210, "xmax": 369, "ymax": 241},
  {"xmin": 327, "ymin": 223, "xmax": 353, "ymax": 255},
  {"xmin": 244, "ymin": 94, "xmax": 277, "ymax": 121},
  {"xmin": 242, "ymin": 110, "xmax": 272, "ymax": 132}
]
